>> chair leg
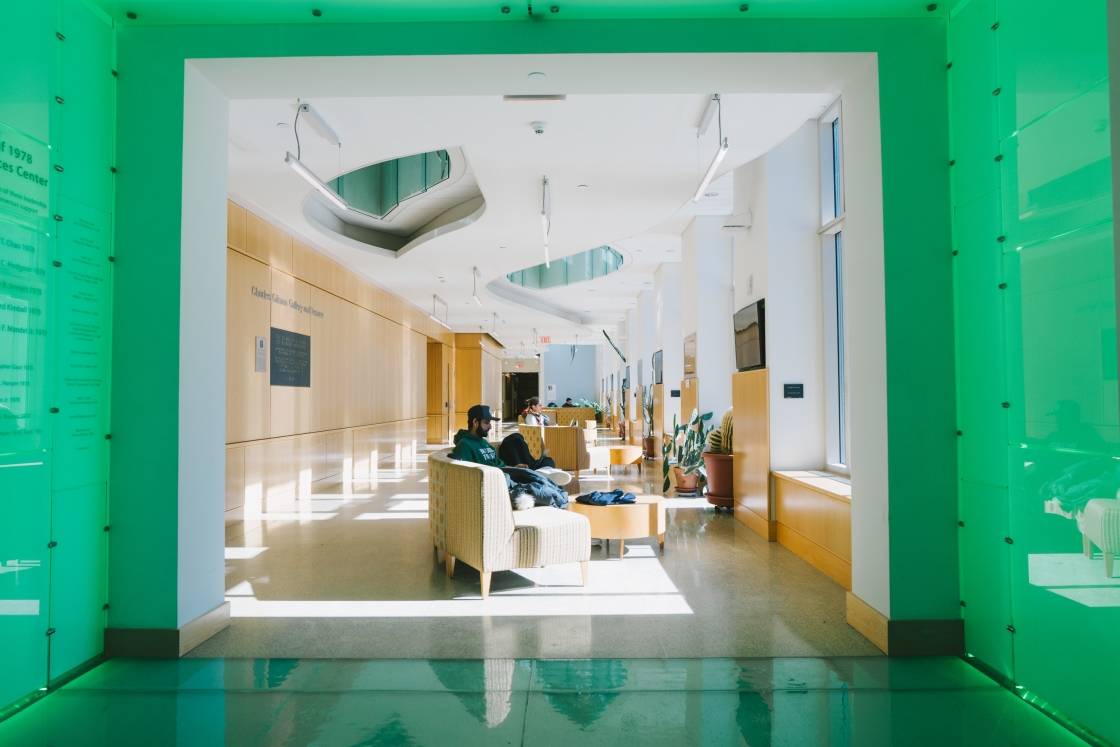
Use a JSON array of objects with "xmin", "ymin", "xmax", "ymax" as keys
[
  {"xmin": 446, "ymin": 555, "xmax": 456, "ymax": 579},
  {"xmin": 581, "ymin": 560, "xmax": 589, "ymax": 587},
  {"xmin": 1106, "ymin": 553, "xmax": 1115, "ymax": 579},
  {"xmin": 659, "ymin": 533, "xmax": 665, "ymax": 550},
  {"xmin": 480, "ymin": 572, "xmax": 492, "ymax": 599},
  {"xmin": 1083, "ymin": 533, "xmax": 1092, "ymax": 557},
  {"xmin": 619, "ymin": 538, "xmax": 625, "ymax": 559}
]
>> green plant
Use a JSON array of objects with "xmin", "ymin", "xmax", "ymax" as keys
[
  {"xmin": 662, "ymin": 408, "xmax": 714, "ymax": 491},
  {"xmin": 706, "ymin": 407, "xmax": 734, "ymax": 455},
  {"xmin": 643, "ymin": 386, "xmax": 654, "ymax": 436},
  {"xmin": 577, "ymin": 397, "xmax": 603, "ymax": 416}
]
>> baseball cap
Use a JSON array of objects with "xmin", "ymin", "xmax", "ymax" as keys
[{"xmin": 467, "ymin": 404, "xmax": 494, "ymax": 422}]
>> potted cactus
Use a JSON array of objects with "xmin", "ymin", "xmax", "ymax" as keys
[
  {"xmin": 662, "ymin": 408, "xmax": 713, "ymax": 495},
  {"xmin": 642, "ymin": 386, "xmax": 656, "ymax": 458},
  {"xmin": 703, "ymin": 408, "xmax": 735, "ymax": 509}
]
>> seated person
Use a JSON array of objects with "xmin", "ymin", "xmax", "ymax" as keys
[
  {"xmin": 453, "ymin": 404, "xmax": 571, "ymax": 486},
  {"xmin": 561, "ymin": 397, "xmax": 576, "ymax": 407},
  {"xmin": 523, "ymin": 396, "xmax": 551, "ymax": 426}
]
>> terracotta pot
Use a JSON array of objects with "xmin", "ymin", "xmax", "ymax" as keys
[
  {"xmin": 673, "ymin": 466, "xmax": 700, "ymax": 494},
  {"xmin": 702, "ymin": 453, "xmax": 734, "ymax": 506},
  {"xmin": 642, "ymin": 436, "xmax": 656, "ymax": 458}
]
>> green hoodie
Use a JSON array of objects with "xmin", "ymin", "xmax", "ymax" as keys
[{"xmin": 452, "ymin": 429, "xmax": 505, "ymax": 468}]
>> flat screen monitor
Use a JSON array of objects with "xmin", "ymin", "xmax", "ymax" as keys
[
  {"xmin": 734, "ymin": 299, "xmax": 766, "ymax": 371},
  {"xmin": 652, "ymin": 350, "xmax": 663, "ymax": 385}
]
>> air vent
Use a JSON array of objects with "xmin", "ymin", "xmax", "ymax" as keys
[{"xmin": 503, "ymin": 94, "xmax": 567, "ymax": 102}]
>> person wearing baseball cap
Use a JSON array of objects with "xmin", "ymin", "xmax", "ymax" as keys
[{"xmin": 452, "ymin": 404, "xmax": 504, "ymax": 466}]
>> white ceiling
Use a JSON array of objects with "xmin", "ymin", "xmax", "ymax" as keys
[{"xmin": 216, "ymin": 52, "xmax": 874, "ymax": 349}]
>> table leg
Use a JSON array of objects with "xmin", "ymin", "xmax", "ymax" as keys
[
  {"xmin": 619, "ymin": 538, "xmax": 625, "ymax": 559},
  {"xmin": 659, "ymin": 533, "xmax": 665, "ymax": 551}
]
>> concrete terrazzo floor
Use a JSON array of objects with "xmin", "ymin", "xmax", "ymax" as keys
[{"xmin": 194, "ymin": 432, "xmax": 881, "ymax": 659}]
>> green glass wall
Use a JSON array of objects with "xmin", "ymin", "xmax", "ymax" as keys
[
  {"xmin": 507, "ymin": 246, "xmax": 625, "ymax": 289},
  {"xmin": 950, "ymin": 0, "xmax": 1116, "ymax": 743},
  {"xmin": 0, "ymin": 0, "xmax": 114, "ymax": 710},
  {"xmin": 328, "ymin": 150, "xmax": 449, "ymax": 219}
]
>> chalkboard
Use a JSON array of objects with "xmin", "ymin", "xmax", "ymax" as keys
[{"xmin": 270, "ymin": 328, "xmax": 311, "ymax": 387}]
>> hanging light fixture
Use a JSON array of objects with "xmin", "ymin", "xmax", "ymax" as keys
[
  {"xmin": 286, "ymin": 152, "xmax": 348, "ymax": 210},
  {"xmin": 692, "ymin": 94, "xmax": 729, "ymax": 202},
  {"xmin": 472, "ymin": 267, "xmax": 483, "ymax": 306},
  {"xmin": 541, "ymin": 176, "xmax": 551, "ymax": 268},
  {"xmin": 429, "ymin": 294, "xmax": 451, "ymax": 329}
]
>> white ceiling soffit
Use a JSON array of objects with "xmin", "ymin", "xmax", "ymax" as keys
[{"xmin": 216, "ymin": 52, "xmax": 873, "ymax": 348}]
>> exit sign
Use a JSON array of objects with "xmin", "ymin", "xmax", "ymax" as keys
[{"xmin": 539, "ymin": 336, "xmax": 551, "ymax": 343}]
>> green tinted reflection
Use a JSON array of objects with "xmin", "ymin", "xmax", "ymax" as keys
[
  {"xmin": 507, "ymin": 246, "xmax": 624, "ymax": 290},
  {"xmin": 329, "ymin": 150, "xmax": 450, "ymax": 219}
]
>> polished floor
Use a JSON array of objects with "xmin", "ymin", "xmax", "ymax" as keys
[
  {"xmin": 201, "ymin": 435, "xmax": 880, "ymax": 659},
  {"xmin": 0, "ymin": 656, "xmax": 1090, "ymax": 746}
]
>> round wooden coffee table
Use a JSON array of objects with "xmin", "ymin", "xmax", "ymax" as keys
[
  {"xmin": 606, "ymin": 444, "xmax": 644, "ymax": 476},
  {"xmin": 568, "ymin": 493, "xmax": 665, "ymax": 559}
]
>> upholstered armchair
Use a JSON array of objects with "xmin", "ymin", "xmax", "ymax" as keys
[
  {"xmin": 519, "ymin": 424, "xmax": 608, "ymax": 478},
  {"xmin": 428, "ymin": 451, "xmax": 590, "ymax": 599},
  {"xmin": 1083, "ymin": 498, "xmax": 1120, "ymax": 578}
]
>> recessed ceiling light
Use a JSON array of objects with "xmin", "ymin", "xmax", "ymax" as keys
[
  {"xmin": 704, "ymin": 192, "xmax": 719, "ymax": 198},
  {"xmin": 277, "ymin": 122, "xmax": 290, "ymax": 129},
  {"xmin": 528, "ymin": 72, "xmax": 547, "ymax": 79},
  {"xmin": 577, "ymin": 184, "xmax": 588, "ymax": 189}
]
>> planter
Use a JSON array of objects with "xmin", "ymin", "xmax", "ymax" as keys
[
  {"xmin": 673, "ymin": 466, "xmax": 700, "ymax": 495},
  {"xmin": 642, "ymin": 436, "xmax": 656, "ymax": 459},
  {"xmin": 619, "ymin": 421, "xmax": 627, "ymax": 439},
  {"xmin": 702, "ymin": 452, "xmax": 734, "ymax": 508}
]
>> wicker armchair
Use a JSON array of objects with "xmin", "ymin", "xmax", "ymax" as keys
[{"xmin": 428, "ymin": 451, "xmax": 590, "ymax": 598}]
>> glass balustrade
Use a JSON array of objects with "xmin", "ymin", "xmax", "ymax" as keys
[
  {"xmin": 328, "ymin": 150, "xmax": 450, "ymax": 219},
  {"xmin": 507, "ymin": 246, "xmax": 624, "ymax": 289}
]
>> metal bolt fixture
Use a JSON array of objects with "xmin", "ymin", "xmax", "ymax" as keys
[
  {"xmin": 105, "ymin": 434, "xmax": 112, "ymax": 440},
  {"xmin": 927, "ymin": 3, "xmax": 937, "ymax": 10},
  {"xmin": 960, "ymin": 600, "xmax": 967, "ymax": 607},
  {"xmin": 740, "ymin": 3, "xmax": 750, "ymax": 10},
  {"xmin": 1006, "ymin": 625, "xmax": 1016, "ymax": 633},
  {"xmin": 501, "ymin": 5, "xmax": 510, "ymax": 12},
  {"xmin": 999, "ymin": 283, "xmax": 1007, "ymax": 289},
  {"xmin": 949, "ymin": 159, "xmax": 956, "ymax": 166},
  {"xmin": 108, "ymin": 256, "xmax": 116, "ymax": 263},
  {"xmin": 992, "ymin": 87, "xmax": 1001, "ymax": 96},
  {"xmin": 311, "ymin": 8, "xmax": 321, "ymax": 16},
  {"xmin": 110, "ymin": 166, "xmax": 117, "ymax": 173},
  {"xmin": 48, "ymin": 541, "xmax": 57, "ymax": 548},
  {"xmin": 991, "ymin": 21, "xmax": 1000, "ymax": 30},
  {"xmin": 104, "ymin": 525, "xmax": 110, "ymax": 532},
  {"xmin": 550, "ymin": 5, "xmax": 559, "ymax": 11},
  {"xmin": 1004, "ymin": 537, "xmax": 1014, "ymax": 544},
  {"xmin": 126, "ymin": 12, "xmax": 137, "ymax": 19},
  {"xmin": 996, "ymin": 235, "xmax": 1006, "ymax": 242},
  {"xmin": 959, "ymin": 521, "xmax": 965, "ymax": 527},
  {"xmin": 54, "ymin": 215, "xmax": 63, "ymax": 222},
  {"xmin": 947, "ymin": 62, "xmax": 953, "ymax": 69},
  {"xmin": 46, "ymin": 628, "xmax": 56, "ymax": 636},
  {"xmin": 56, "ymin": 32, "xmax": 66, "ymax": 41},
  {"xmin": 952, "ymin": 250, "xmax": 958, "ymax": 256},
  {"xmin": 994, "ymin": 154, "xmax": 1003, "ymax": 161},
  {"xmin": 50, "ymin": 407, "xmax": 59, "ymax": 414},
  {"xmin": 103, "ymin": 604, "xmax": 110, "ymax": 610},
  {"xmin": 111, "ymin": 70, "xmax": 118, "ymax": 77},
  {"xmin": 52, "ymin": 261, "xmax": 61, "ymax": 267},
  {"xmin": 54, "ymin": 165, "xmax": 64, "ymax": 172},
  {"xmin": 55, "ymin": 95, "xmax": 64, "ymax": 104},
  {"xmin": 956, "ymin": 430, "xmax": 963, "ymax": 436}
]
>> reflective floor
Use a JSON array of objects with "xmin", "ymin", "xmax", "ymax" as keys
[
  {"xmin": 0, "ymin": 656, "xmax": 1090, "ymax": 746},
  {"xmin": 204, "ymin": 435, "xmax": 879, "ymax": 659}
]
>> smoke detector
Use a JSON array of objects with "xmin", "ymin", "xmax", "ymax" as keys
[{"xmin": 531, "ymin": 121, "xmax": 547, "ymax": 135}]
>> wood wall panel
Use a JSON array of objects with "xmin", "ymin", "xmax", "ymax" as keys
[
  {"xmin": 455, "ymin": 348, "xmax": 482, "ymax": 425},
  {"xmin": 774, "ymin": 475, "xmax": 852, "ymax": 589},
  {"xmin": 680, "ymin": 378, "xmax": 698, "ymax": 422},
  {"xmin": 733, "ymin": 369, "xmax": 772, "ymax": 538},
  {"xmin": 227, "ymin": 202, "xmax": 246, "ymax": 253},
  {"xmin": 310, "ymin": 286, "xmax": 342, "ymax": 433},
  {"xmin": 481, "ymin": 350, "xmax": 501, "ymax": 418},
  {"xmin": 245, "ymin": 211, "xmax": 293, "ymax": 273},
  {"xmin": 652, "ymin": 384, "xmax": 665, "ymax": 442},
  {"xmin": 226, "ymin": 249, "xmax": 271, "ymax": 443},
  {"xmin": 269, "ymin": 269, "xmax": 312, "ymax": 438}
]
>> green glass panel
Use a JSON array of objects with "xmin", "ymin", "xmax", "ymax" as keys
[
  {"xmin": 52, "ymin": 197, "xmax": 111, "ymax": 489},
  {"xmin": 995, "ymin": 0, "xmax": 1109, "ymax": 140},
  {"xmin": 999, "ymin": 80, "xmax": 1111, "ymax": 251},
  {"xmin": 958, "ymin": 479, "xmax": 1013, "ymax": 679},
  {"xmin": 1007, "ymin": 443, "xmax": 1120, "ymax": 747},
  {"xmin": 539, "ymin": 258, "xmax": 567, "ymax": 288},
  {"xmin": 954, "ymin": 189, "xmax": 1008, "ymax": 487},
  {"xmin": 48, "ymin": 482, "xmax": 107, "ymax": 679},
  {"xmin": 948, "ymin": 0, "xmax": 999, "ymax": 206},
  {"xmin": 508, "ymin": 247, "xmax": 625, "ymax": 290},
  {"xmin": 330, "ymin": 150, "xmax": 450, "ymax": 220},
  {"xmin": 1003, "ymin": 221, "xmax": 1116, "ymax": 447},
  {"xmin": 0, "ymin": 216, "xmax": 52, "ymax": 455},
  {"xmin": 0, "ymin": 455, "xmax": 51, "ymax": 710},
  {"xmin": 58, "ymin": 0, "xmax": 114, "ymax": 213},
  {"xmin": 0, "ymin": 2, "xmax": 57, "ymax": 148},
  {"xmin": 396, "ymin": 153, "xmax": 423, "ymax": 203}
]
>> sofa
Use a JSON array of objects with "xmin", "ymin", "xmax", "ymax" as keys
[
  {"xmin": 541, "ymin": 406, "xmax": 597, "ymax": 426},
  {"xmin": 519, "ymin": 424, "xmax": 610, "ymax": 478},
  {"xmin": 428, "ymin": 450, "xmax": 591, "ymax": 599}
]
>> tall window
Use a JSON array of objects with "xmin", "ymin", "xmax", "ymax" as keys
[{"xmin": 820, "ymin": 101, "xmax": 848, "ymax": 472}]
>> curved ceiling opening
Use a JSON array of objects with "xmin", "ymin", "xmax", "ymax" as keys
[
  {"xmin": 329, "ymin": 149, "xmax": 450, "ymax": 220},
  {"xmin": 507, "ymin": 246, "xmax": 624, "ymax": 290}
]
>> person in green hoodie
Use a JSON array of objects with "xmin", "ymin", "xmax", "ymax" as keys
[
  {"xmin": 453, "ymin": 404, "xmax": 572, "ymax": 486},
  {"xmin": 452, "ymin": 404, "xmax": 504, "ymax": 466}
]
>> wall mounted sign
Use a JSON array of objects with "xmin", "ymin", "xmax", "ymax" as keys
[
  {"xmin": 270, "ymin": 327, "xmax": 310, "ymax": 387},
  {"xmin": 784, "ymin": 383, "xmax": 804, "ymax": 399},
  {"xmin": 255, "ymin": 336, "xmax": 267, "ymax": 373},
  {"xmin": 670, "ymin": 390, "xmax": 680, "ymax": 398},
  {"xmin": 0, "ymin": 123, "xmax": 50, "ymax": 233},
  {"xmin": 539, "ymin": 336, "xmax": 550, "ymax": 343}
]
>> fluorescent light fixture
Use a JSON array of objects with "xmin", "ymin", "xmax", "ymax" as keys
[
  {"xmin": 297, "ymin": 103, "xmax": 340, "ymax": 146},
  {"xmin": 697, "ymin": 94, "xmax": 720, "ymax": 136},
  {"xmin": 285, "ymin": 152, "xmax": 348, "ymax": 211},
  {"xmin": 429, "ymin": 294, "xmax": 451, "ymax": 329},
  {"xmin": 503, "ymin": 94, "xmax": 567, "ymax": 101},
  {"xmin": 472, "ymin": 267, "xmax": 483, "ymax": 306},
  {"xmin": 692, "ymin": 137, "xmax": 729, "ymax": 203},
  {"xmin": 541, "ymin": 176, "xmax": 551, "ymax": 268}
]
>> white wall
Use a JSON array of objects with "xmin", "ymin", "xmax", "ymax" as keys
[
  {"xmin": 762, "ymin": 121, "xmax": 825, "ymax": 471},
  {"xmin": 178, "ymin": 63, "xmax": 229, "ymax": 627},
  {"xmin": 733, "ymin": 156, "xmax": 768, "ymax": 310},
  {"xmin": 682, "ymin": 216, "xmax": 735, "ymax": 419},
  {"xmin": 837, "ymin": 60, "xmax": 889, "ymax": 617},
  {"xmin": 656, "ymin": 263, "xmax": 683, "ymax": 426}
]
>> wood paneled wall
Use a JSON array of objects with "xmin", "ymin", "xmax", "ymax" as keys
[
  {"xmin": 452, "ymin": 333, "xmax": 503, "ymax": 430},
  {"xmin": 225, "ymin": 201, "xmax": 445, "ymax": 511},
  {"xmin": 733, "ymin": 369, "xmax": 774, "ymax": 540},
  {"xmin": 680, "ymin": 378, "xmax": 699, "ymax": 423},
  {"xmin": 773, "ymin": 472, "xmax": 852, "ymax": 589},
  {"xmin": 426, "ymin": 342, "xmax": 452, "ymax": 444}
]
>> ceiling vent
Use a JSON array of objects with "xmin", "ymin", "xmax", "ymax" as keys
[{"xmin": 719, "ymin": 212, "xmax": 753, "ymax": 236}]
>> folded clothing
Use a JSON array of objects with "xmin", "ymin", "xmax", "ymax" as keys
[{"xmin": 575, "ymin": 489, "xmax": 636, "ymax": 506}]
